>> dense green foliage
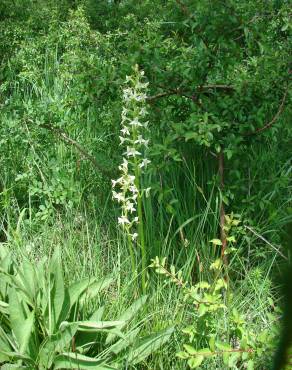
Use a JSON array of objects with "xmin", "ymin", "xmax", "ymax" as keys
[{"xmin": 0, "ymin": 0, "xmax": 291, "ymax": 369}]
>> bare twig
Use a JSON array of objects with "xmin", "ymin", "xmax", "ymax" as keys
[
  {"xmin": 245, "ymin": 86, "xmax": 289, "ymax": 136},
  {"xmin": 37, "ymin": 122, "xmax": 115, "ymax": 177},
  {"xmin": 146, "ymin": 89, "xmax": 181, "ymax": 102},
  {"xmin": 147, "ymin": 84, "xmax": 235, "ymax": 102},
  {"xmin": 244, "ymin": 225, "xmax": 288, "ymax": 260},
  {"xmin": 201, "ymin": 84, "xmax": 235, "ymax": 90}
]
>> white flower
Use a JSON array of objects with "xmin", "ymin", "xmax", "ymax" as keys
[
  {"xmin": 133, "ymin": 216, "xmax": 139, "ymax": 223},
  {"xmin": 129, "ymin": 185, "xmax": 138, "ymax": 194},
  {"xmin": 144, "ymin": 187, "xmax": 151, "ymax": 197},
  {"xmin": 112, "ymin": 177, "xmax": 124, "ymax": 186},
  {"xmin": 123, "ymin": 88, "xmax": 134, "ymax": 101},
  {"xmin": 131, "ymin": 232, "xmax": 138, "ymax": 240},
  {"xmin": 140, "ymin": 107, "xmax": 148, "ymax": 116},
  {"xmin": 125, "ymin": 201, "xmax": 136, "ymax": 213},
  {"xmin": 122, "ymin": 107, "xmax": 129, "ymax": 115},
  {"xmin": 120, "ymin": 174, "xmax": 135, "ymax": 187},
  {"xmin": 118, "ymin": 158, "xmax": 128, "ymax": 172},
  {"xmin": 111, "ymin": 179, "xmax": 117, "ymax": 188},
  {"xmin": 137, "ymin": 81, "xmax": 149, "ymax": 89},
  {"xmin": 134, "ymin": 93, "xmax": 147, "ymax": 102},
  {"xmin": 118, "ymin": 216, "xmax": 130, "ymax": 225},
  {"xmin": 119, "ymin": 136, "xmax": 128, "ymax": 145},
  {"xmin": 121, "ymin": 126, "xmax": 130, "ymax": 136},
  {"xmin": 139, "ymin": 158, "xmax": 151, "ymax": 168},
  {"xmin": 129, "ymin": 117, "xmax": 143, "ymax": 127},
  {"xmin": 135, "ymin": 135, "xmax": 149, "ymax": 147},
  {"xmin": 113, "ymin": 191, "xmax": 125, "ymax": 203},
  {"xmin": 131, "ymin": 193, "xmax": 138, "ymax": 201},
  {"xmin": 124, "ymin": 147, "xmax": 141, "ymax": 157}
]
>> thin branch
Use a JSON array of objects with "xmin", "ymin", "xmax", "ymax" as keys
[
  {"xmin": 244, "ymin": 225, "xmax": 288, "ymax": 260},
  {"xmin": 201, "ymin": 84, "xmax": 235, "ymax": 90},
  {"xmin": 39, "ymin": 122, "xmax": 115, "ymax": 177},
  {"xmin": 245, "ymin": 86, "xmax": 289, "ymax": 136},
  {"xmin": 146, "ymin": 90, "xmax": 181, "ymax": 102},
  {"xmin": 195, "ymin": 348, "xmax": 254, "ymax": 357},
  {"xmin": 147, "ymin": 85, "xmax": 235, "ymax": 102}
]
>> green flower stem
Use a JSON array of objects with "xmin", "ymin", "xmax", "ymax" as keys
[
  {"xmin": 133, "ymin": 128, "xmax": 147, "ymax": 293},
  {"xmin": 127, "ymin": 231, "xmax": 137, "ymax": 282},
  {"xmin": 136, "ymin": 174, "xmax": 147, "ymax": 294}
]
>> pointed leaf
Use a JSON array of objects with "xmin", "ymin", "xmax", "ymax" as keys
[
  {"xmin": 77, "ymin": 321, "xmax": 125, "ymax": 331},
  {"xmin": 127, "ymin": 327, "xmax": 174, "ymax": 365},
  {"xmin": 183, "ymin": 344, "xmax": 197, "ymax": 355},
  {"xmin": 49, "ymin": 248, "xmax": 65, "ymax": 331},
  {"xmin": 19, "ymin": 310, "xmax": 34, "ymax": 355},
  {"xmin": 108, "ymin": 327, "xmax": 140, "ymax": 355},
  {"xmin": 79, "ymin": 277, "xmax": 113, "ymax": 305},
  {"xmin": 8, "ymin": 288, "xmax": 26, "ymax": 349},
  {"xmin": 90, "ymin": 306, "xmax": 105, "ymax": 321},
  {"xmin": 54, "ymin": 352, "xmax": 117, "ymax": 369},
  {"xmin": 106, "ymin": 295, "xmax": 147, "ymax": 344},
  {"xmin": 188, "ymin": 355, "xmax": 204, "ymax": 368}
]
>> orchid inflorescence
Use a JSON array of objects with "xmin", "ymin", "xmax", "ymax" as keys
[{"xmin": 112, "ymin": 65, "xmax": 151, "ymax": 243}]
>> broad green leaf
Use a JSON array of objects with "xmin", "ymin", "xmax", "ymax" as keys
[
  {"xmin": 209, "ymin": 336, "xmax": 215, "ymax": 352},
  {"xmin": 195, "ymin": 281, "xmax": 210, "ymax": 289},
  {"xmin": 184, "ymin": 132, "xmax": 198, "ymax": 141},
  {"xmin": 176, "ymin": 351, "xmax": 189, "ymax": 359},
  {"xmin": 198, "ymin": 304, "xmax": 207, "ymax": 317},
  {"xmin": 127, "ymin": 326, "xmax": 174, "ymax": 365},
  {"xmin": 0, "ymin": 245, "xmax": 10, "ymax": 262},
  {"xmin": 0, "ymin": 300, "xmax": 9, "ymax": 314},
  {"xmin": 1, "ymin": 365, "xmax": 28, "ymax": 369},
  {"xmin": 209, "ymin": 239, "xmax": 222, "ymax": 246},
  {"xmin": 106, "ymin": 295, "xmax": 147, "ymax": 344},
  {"xmin": 54, "ymin": 352, "xmax": 117, "ymax": 369},
  {"xmin": 19, "ymin": 310, "xmax": 34, "ymax": 355},
  {"xmin": 240, "ymin": 337, "xmax": 248, "ymax": 350},
  {"xmin": 67, "ymin": 277, "xmax": 96, "ymax": 310},
  {"xmin": 16, "ymin": 260, "xmax": 37, "ymax": 303},
  {"xmin": 247, "ymin": 359, "xmax": 254, "ymax": 370},
  {"xmin": 79, "ymin": 277, "xmax": 113, "ymax": 305},
  {"xmin": 0, "ymin": 331, "xmax": 11, "ymax": 361},
  {"xmin": 187, "ymin": 355, "xmax": 204, "ymax": 368},
  {"xmin": 0, "ymin": 351, "xmax": 35, "ymax": 365},
  {"xmin": 228, "ymin": 352, "xmax": 241, "ymax": 367},
  {"xmin": 49, "ymin": 247, "xmax": 65, "ymax": 332},
  {"xmin": 8, "ymin": 288, "xmax": 27, "ymax": 351},
  {"xmin": 197, "ymin": 348, "xmax": 212, "ymax": 355},
  {"xmin": 38, "ymin": 323, "xmax": 79, "ymax": 369},
  {"xmin": 108, "ymin": 327, "xmax": 140, "ymax": 355},
  {"xmin": 214, "ymin": 278, "xmax": 227, "ymax": 291},
  {"xmin": 216, "ymin": 341, "xmax": 231, "ymax": 351},
  {"xmin": 90, "ymin": 306, "xmax": 105, "ymax": 321},
  {"xmin": 77, "ymin": 320, "xmax": 125, "ymax": 330},
  {"xmin": 223, "ymin": 351, "xmax": 229, "ymax": 365},
  {"xmin": 183, "ymin": 344, "xmax": 197, "ymax": 355},
  {"xmin": 210, "ymin": 259, "xmax": 222, "ymax": 271}
]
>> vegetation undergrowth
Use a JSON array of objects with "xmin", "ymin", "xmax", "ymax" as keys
[{"xmin": 0, "ymin": 1, "xmax": 291, "ymax": 369}]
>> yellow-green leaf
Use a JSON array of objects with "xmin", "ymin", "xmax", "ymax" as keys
[{"xmin": 187, "ymin": 355, "xmax": 204, "ymax": 368}]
